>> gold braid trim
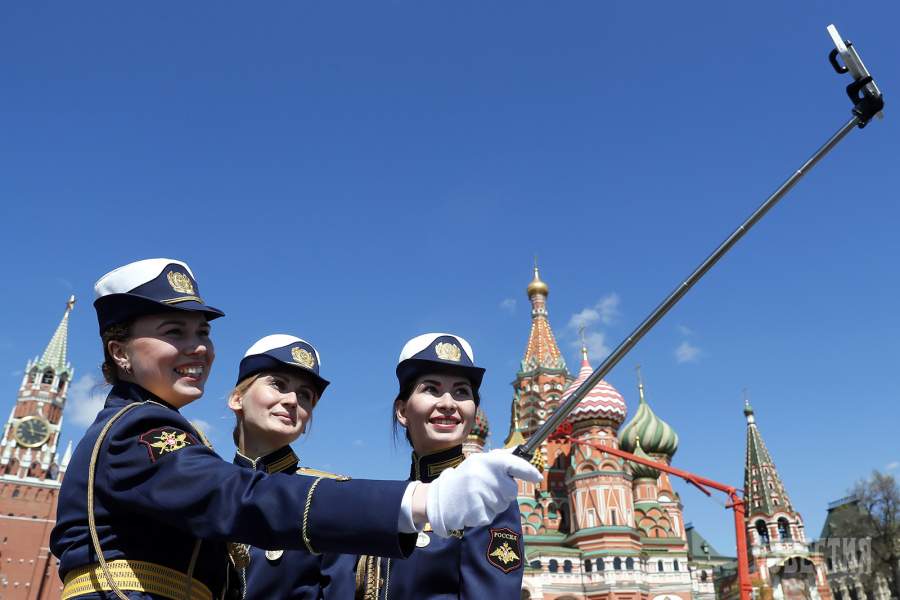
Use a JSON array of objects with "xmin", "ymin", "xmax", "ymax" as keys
[
  {"xmin": 354, "ymin": 555, "xmax": 382, "ymax": 600},
  {"xmin": 302, "ymin": 476, "xmax": 324, "ymax": 555},
  {"xmin": 62, "ymin": 559, "xmax": 212, "ymax": 600},
  {"xmin": 86, "ymin": 401, "xmax": 205, "ymax": 600}
]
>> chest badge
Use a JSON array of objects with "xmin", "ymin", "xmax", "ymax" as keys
[
  {"xmin": 416, "ymin": 532, "xmax": 431, "ymax": 548},
  {"xmin": 486, "ymin": 527, "xmax": 522, "ymax": 573},
  {"xmin": 139, "ymin": 427, "xmax": 198, "ymax": 462},
  {"xmin": 265, "ymin": 550, "xmax": 284, "ymax": 562}
]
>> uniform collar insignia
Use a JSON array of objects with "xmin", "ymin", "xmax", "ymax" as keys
[
  {"xmin": 233, "ymin": 446, "xmax": 299, "ymax": 474},
  {"xmin": 410, "ymin": 445, "xmax": 465, "ymax": 483}
]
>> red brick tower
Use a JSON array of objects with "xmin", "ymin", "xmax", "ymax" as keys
[{"xmin": 0, "ymin": 297, "xmax": 75, "ymax": 600}]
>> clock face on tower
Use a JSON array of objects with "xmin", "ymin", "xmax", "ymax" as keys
[{"xmin": 14, "ymin": 416, "xmax": 51, "ymax": 448}]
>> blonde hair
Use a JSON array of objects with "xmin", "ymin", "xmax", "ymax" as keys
[{"xmin": 229, "ymin": 374, "xmax": 263, "ymax": 449}]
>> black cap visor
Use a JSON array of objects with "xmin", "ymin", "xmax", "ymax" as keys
[
  {"xmin": 237, "ymin": 354, "xmax": 330, "ymax": 398},
  {"xmin": 396, "ymin": 359, "xmax": 485, "ymax": 404},
  {"xmin": 94, "ymin": 293, "xmax": 224, "ymax": 333}
]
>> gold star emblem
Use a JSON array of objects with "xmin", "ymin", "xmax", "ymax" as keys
[{"xmin": 150, "ymin": 430, "xmax": 191, "ymax": 455}]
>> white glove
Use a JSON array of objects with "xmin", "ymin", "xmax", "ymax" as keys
[{"xmin": 426, "ymin": 448, "xmax": 542, "ymax": 537}]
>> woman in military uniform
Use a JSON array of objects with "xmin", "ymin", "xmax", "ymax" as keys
[
  {"xmin": 50, "ymin": 259, "xmax": 540, "ymax": 600},
  {"xmin": 352, "ymin": 333, "xmax": 526, "ymax": 599},
  {"xmin": 228, "ymin": 334, "xmax": 355, "ymax": 599}
]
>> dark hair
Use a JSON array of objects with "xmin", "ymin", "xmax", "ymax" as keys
[
  {"xmin": 391, "ymin": 381, "xmax": 416, "ymax": 446},
  {"xmin": 100, "ymin": 320, "xmax": 135, "ymax": 385}
]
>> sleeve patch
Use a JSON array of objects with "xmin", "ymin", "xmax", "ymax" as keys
[
  {"xmin": 486, "ymin": 527, "xmax": 522, "ymax": 573},
  {"xmin": 138, "ymin": 427, "xmax": 198, "ymax": 462}
]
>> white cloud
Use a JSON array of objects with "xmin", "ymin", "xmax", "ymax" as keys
[
  {"xmin": 569, "ymin": 307, "xmax": 600, "ymax": 330},
  {"xmin": 886, "ymin": 461, "xmax": 899, "ymax": 472},
  {"xmin": 568, "ymin": 293, "xmax": 620, "ymax": 330},
  {"xmin": 499, "ymin": 298, "xmax": 517, "ymax": 314},
  {"xmin": 68, "ymin": 374, "xmax": 106, "ymax": 426},
  {"xmin": 677, "ymin": 324, "xmax": 694, "ymax": 336},
  {"xmin": 675, "ymin": 341, "xmax": 701, "ymax": 364},
  {"xmin": 191, "ymin": 419, "xmax": 213, "ymax": 434},
  {"xmin": 572, "ymin": 331, "xmax": 610, "ymax": 362}
]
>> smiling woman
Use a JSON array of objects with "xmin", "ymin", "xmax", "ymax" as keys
[
  {"xmin": 348, "ymin": 332, "xmax": 528, "ymax": 599},
  {"xmin": 227, "ymin": 334, "xmax": 356, "ymax": 599}
]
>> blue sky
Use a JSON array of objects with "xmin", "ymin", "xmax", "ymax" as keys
[{"xmin": 2, "ymin": 3, "xmax": 898, "ymax": 554}]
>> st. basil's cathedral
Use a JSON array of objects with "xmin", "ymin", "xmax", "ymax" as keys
[{"xmin": 463, "ymin": 267, "xmax": 831, "ymax": 600}]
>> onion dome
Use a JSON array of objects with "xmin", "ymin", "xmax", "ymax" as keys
[
  {"xmin": 526, "ymin": 265, "xmax": 549, "ymax": 298},
  {"xmin": 565, "ymin": 346, "xmax": 627, "ymax": 426},
  {"xmin": 469, "ymin": 406, "xmax": 490, "ymax": 441},
  {"xmin": 629, "ymin": 437, "xmax": 660, "ymax": 479},
  {"xmin": 618, "ymin": 377, "xmax": 678, "ymax": 457}
]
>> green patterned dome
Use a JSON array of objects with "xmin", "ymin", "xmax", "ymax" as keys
[
  {"xmin": 618, "ymin": 389, "xmax": 678, "ymax": 457},
  {"xmin": 629, "ymin": 437, "xmax": 660, "ymax": 479}
]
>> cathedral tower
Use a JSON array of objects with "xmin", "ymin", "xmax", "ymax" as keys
[
  {"xmin": 742, "ymin": 399, "xmax": 831, "ymax": 600},
  {"xmin": 0, "ymin": 297, "xmax": 75, "ymax": 600},
  {"xmin": 506, "ymin": 265, "xmax": 571, "ymax": 538}
]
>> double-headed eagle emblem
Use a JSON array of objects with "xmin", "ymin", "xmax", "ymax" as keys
[{"xmin": 489, "ymin": 542, "xmax": 520, "ymax": 565}]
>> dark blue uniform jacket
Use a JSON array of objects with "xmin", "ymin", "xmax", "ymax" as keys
[
  {"xmin": 347, "ymin": 445, "xmax": 525, "ymax": 600},
  {"xmin": 233, "ymin": 447, "xmax": 356, "ymax": 600},
  {"xmin": 50, "ymin": 383, "xmax": 414, "ymax": 599}
]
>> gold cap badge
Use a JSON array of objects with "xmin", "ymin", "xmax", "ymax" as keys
[
  {"xmin": 291, "ymin": 346, "xmax": 316, "ymax": 369},
  {"xmin": 435, "ymin": 342, "xmax": 462, "ymax": 362},
  {"xmin": 166, "ymin": 271, "xmax": 195, "ymax": 295}
]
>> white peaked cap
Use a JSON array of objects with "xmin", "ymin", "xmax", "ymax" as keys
[
  {"xmin": 398, "ymin": 332, "xmax": 475, "ymax": 364},
  {"xmin": 94, "ymin": 258, "xmax": 194, "ymax": 298},
  {"xmin": 243, "ymin": 334, "xmax": 323, "ymax": 367}
]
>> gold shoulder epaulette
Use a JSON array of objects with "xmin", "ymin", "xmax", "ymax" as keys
[{"xmin": 296, "ymin": 466, "xmax": 350, "ymax": 481}]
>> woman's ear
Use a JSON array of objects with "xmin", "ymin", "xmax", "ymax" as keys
[
  {"xmin": 107, "ymin": 340, "xmax": 130, "ymax": 372},
  {"xmin": 394, "ymin": 399, "xmax": 408, "ymax": 428},
  {"xmin": 227, "ymin": 391, "xmax": 243, "ymax": 413}
]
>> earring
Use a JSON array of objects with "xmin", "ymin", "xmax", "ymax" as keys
[{"xmin": 121, "ymin": 363, "xmax": 133, "ymax": 375}]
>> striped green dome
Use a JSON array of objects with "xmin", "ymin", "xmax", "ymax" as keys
[
  {"xmin": 628, "ymin": 437, "xmax": 660, "ymax": 479},
  {"xmin": 618, "ymin": 394, "xmax": 678, "ymax": 457}
]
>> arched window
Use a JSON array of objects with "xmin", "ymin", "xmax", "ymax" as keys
[
  {"xmin": 549, "ymin": 559, "xmax": 558, "ymax": 573},
  {"xmin": 658, "ymin": 559, "xmax": 664, "ymax": 572},
  {"xmin": 596, "ymin": 558, "xmax": 605, "ymax": 571},
  {"xmin": 530, "ymin": 560, "xmax": 542, "ymax": 570},
  {"xmin": 27, "ymin": 368, "xmax": 38, "ymax": 384},
  {"xmin": 42, "ymin": 369, "xmax": 54, "ymax": 384},
  {"xmin": 584, "ymin": 560, "xmax": 593, "ymax": 573},
  {"xmin": 563, "ymin": 560, "xmax": 573, "ymax": 573},
  {"xmin": 755, "ymin": 520, "xmax": 770, "ymax": 546},
  {"xmin": 778, "ymin": 517, "xmax": 792, "ymax": 541},
  {"xmin": 625, "ymin": 558, "xmax": 634, "ymax": 570},
  {"xmin": 613, "ymin": 557, "xmax": 622, "ymax": 571},
  {"xmin": 12, "ymin": 487, "xmax": 20, "ymax": 498},
  {"xmin": 58, "ymin": 373, "xmax": 69, "ymax": 394},
  {"xmin": 701, "ymin": 570, "xmax": 708, "ymax": 582},
  {"xmin": 674, "ymin": 559, "xmax": 680, "ymax": 571},
  {"xmin": 610, "ymin": 509, "xmax": 617, "ymax": 526}
]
